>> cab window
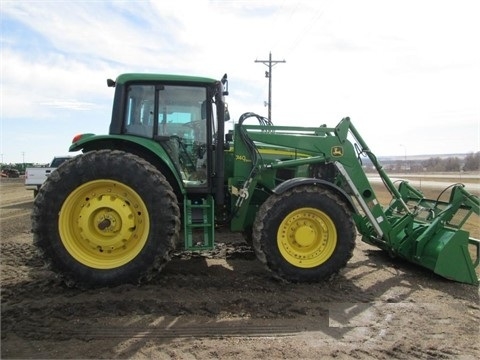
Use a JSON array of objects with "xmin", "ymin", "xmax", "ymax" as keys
[
  {"xmin": 123, "ymin": 84, "xmax": 210, "ymax": 187},
  {"xmin": 124, "ymin": 85, "xmax": 155, "ymax": 137}
]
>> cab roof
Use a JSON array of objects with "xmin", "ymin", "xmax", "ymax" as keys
[{"xmin": 115, "ymin": 73, "xmax": 218, "ymax": 85}]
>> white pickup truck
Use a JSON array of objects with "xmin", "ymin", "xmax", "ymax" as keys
[{"xmin": 25, "ymin": 156, "xmax": 72, "ymax": 196}]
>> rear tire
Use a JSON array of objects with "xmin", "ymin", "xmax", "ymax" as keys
[
  {"xmin": 32, "ymin": 150, "xmax": 180, "ymax": 287},
  {"xmin": 253, "ymin": 185, "xmax": 355, "ymax": 282}
]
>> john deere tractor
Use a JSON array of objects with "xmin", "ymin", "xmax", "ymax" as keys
[{"xmin": 32, "ymin": 73, "xmax": 480, "ymax": 287}]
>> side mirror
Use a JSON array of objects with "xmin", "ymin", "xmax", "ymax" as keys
[
  {"xmin": 221, "ymin": 73, "xmax": 229, "ymax": 95},
  {"xmin": 224, "ymin": 103, "xmax": 230, "ymax": 122}
]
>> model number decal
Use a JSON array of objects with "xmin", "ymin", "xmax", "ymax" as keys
[{"xmin": 235, "ymin": 155, "xmax": 251, "ymax": 162}]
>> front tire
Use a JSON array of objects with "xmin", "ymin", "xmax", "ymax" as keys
[
  {"xmin": 32, "ymin": 150, "xmax": 180, "ymax": 287},
  {"xmin": 253, "ymin": 185, "xmax": 356, "ymax": 282}
]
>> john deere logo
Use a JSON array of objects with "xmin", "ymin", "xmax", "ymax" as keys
[{"xmin": 331, "ymin": 146, "xmax": 343, "ymax": 157}]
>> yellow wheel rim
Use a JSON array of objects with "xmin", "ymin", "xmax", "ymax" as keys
[
  {"xmin": 58, "ymin": 180, "xmax": 149, "ymax": 269},
  {"xmin": 277, "ymin": 207, "xmax": 337, "ymax": 268}
]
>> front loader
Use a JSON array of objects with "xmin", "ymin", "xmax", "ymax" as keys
[
  {"xmin": 32, "ymin": 73, "xmax": 479, "ymax": 287},
  {"xmin": 232, "ymin": 116, "xmax": 479, "ymax": 285}
]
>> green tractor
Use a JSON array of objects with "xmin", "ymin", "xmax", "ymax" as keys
[{"xmin": 32, "ymin": 73, "xmax": 480, "ymax": 287}]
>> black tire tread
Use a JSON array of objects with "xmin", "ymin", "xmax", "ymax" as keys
[
  {"xmin": 252, "ymin": 185, "xmax": 356, "ymax": 282},
  {"xmin": 32, "ymin": 150, "xmax": 180, "ymax": 288}
]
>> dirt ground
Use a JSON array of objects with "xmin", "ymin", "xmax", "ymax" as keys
[{"xmin": 1, "ymin": 177, "xmax": 479, "ymax": 359}]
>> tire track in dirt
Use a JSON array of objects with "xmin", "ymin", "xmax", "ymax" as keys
[
  {"xmin": 0, "ymin": 198, "xmax": 33, "ymax": 243},
  {"xmin": 0, "ymin": 200, "xmax": 32, "ymax": 221},
  {"xmin": 3, "ymin": 318, "xmax": 324, "ymax": 341}
]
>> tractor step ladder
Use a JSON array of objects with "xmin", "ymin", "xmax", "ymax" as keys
[{"xmin": 184, "ymin": 195, "xmax": 215, "ymax": 251}]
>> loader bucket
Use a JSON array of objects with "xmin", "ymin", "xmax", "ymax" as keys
[
  {"xmin": 416, "ymin": 227, "xmax": 479, "ymax": 285},
  {"xmin": 338, "ymin": 120, "xmax": 479, "ymax": 285},
  {"xmin": 372, "ymin": 183, "xmax": 480, "ymax": 285}
]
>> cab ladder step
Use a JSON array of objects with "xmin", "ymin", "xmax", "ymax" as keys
[{"xmin": 184, "ymin": 195, "xmax": 215, "ymax": 251}]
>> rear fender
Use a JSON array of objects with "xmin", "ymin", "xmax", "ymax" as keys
[{"xmin": 69, "ymin": 134, "xmax": 184, "ymax": 194}]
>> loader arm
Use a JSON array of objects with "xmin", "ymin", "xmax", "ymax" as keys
[{"xmin": 240, "ymin": 117, "xmax": 396, "ymax": 241}]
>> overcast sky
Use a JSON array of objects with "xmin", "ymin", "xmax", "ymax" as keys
[{"xmin": 1, "ymin": 0, "xmax": 479, "ymax": 164}]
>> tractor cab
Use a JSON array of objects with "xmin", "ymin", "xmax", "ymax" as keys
[{"xmin": 106, "ymin": 74, "xmax": 227, "ymax": 192}]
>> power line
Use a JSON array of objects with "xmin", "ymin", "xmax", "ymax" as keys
[{"xmin": 254, "ymin": 52, "xmax": 286, "ymax": 122}]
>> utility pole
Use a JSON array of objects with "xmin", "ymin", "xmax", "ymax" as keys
[
  {"xmin": 255, "ymin": 52, "xmax": 286, "ymax": 121},
  {"xmin": 399, "ymin": 144, "xmax": 407, "ymax": 172}
]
